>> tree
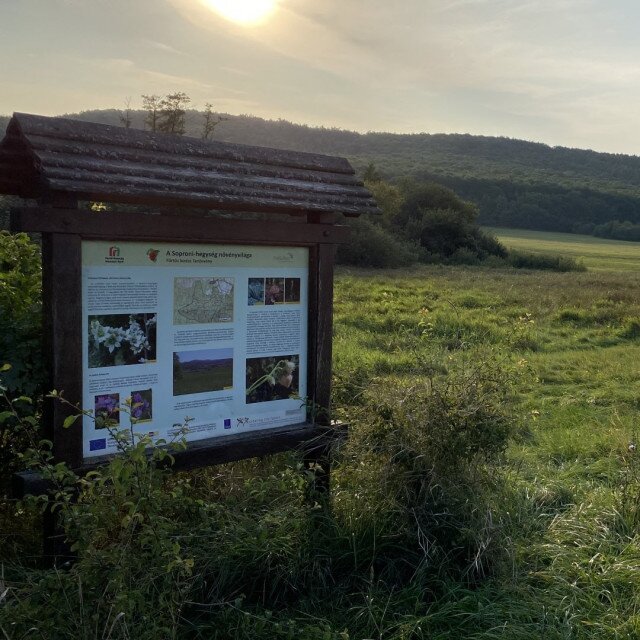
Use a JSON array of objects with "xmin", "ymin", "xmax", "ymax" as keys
[
  {"xmin": 365, "ymin": 179, "xmax": 403, "ymax": 228},
  {"xmin": 395, "ymin": 181, "xmax": 506, "ymax": 260},
  {"xmin": 119, "ymin": 97, "xmax": 132, "ymax": 129},
  {"xmin": 141, "ymin": 94, "xmax": 162, "ymax": 132},
  {"xmin": 363, "ymin": 162, "xmax": 382, "ymax": 184},
  {"xmin": 158, "ymin": 92, "xmax": 191, "ymax": 136},
  {"xmin": 396, "ymin": 181, "xmax": 477, "ymax": 227},
  {"xmin": 201, "ymin": 103, "xmax": 227, "ymax": 140},
  {"xmin": 173, "ymin": 352, "xmax": 183, "ymax": 381}
]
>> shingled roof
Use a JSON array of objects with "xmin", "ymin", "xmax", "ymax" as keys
[{"xmin": 0, "ymin": 113, "xmax": 378, "ymax": 217}]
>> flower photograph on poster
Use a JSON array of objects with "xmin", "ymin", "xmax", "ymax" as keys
[
  {"xmin": 245, "ymin": 355, "xmax": 299, "ymax": 403},
  {"xmin": 130, "ymin": 389, "xmax": 152, "ymax": 423},
  {"xmin": 88, "ymin": 313, "xmax": 157, "ymax": 368},
  {"xmin": 94, "ymin": 393, "xmax": 120, "ymax": 429}
]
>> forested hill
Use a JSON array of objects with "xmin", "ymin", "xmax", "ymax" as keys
[{"xmin": 3, "ymin": 109, "xmax": 640, "ymax": 238}]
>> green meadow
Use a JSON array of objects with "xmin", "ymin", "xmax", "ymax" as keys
[
  {"xmin": 172, "ymin": 364, "xmax": 234, "ymax": 396},
  {"xmin": 330, "ymin": 258, "xmax": 640, "ymax": 637},
  {"xmin": 486, "ymin": 226, "xmax": 640, "ymax": 271},
  {"xmin": 2, "ymin": 232, "xmax": 640, "ymax": 638}
]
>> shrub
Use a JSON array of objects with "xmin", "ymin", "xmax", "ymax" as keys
[
  {"xmin": 506, "ymin": 249, "xmax": 586, "ymax": 272},
  {"xmin": 620, "ymin": 319, "xmax": 640, "ymax": 340},
  {"xmin": 0, "ymin": 231, "xmax": 44, "ymax": 395},
  {"xmin": 1, "ymin": 416, "xmax": 199, "ymax": 639},
  {"xmin": 0, "ymin": 232, "xmax": 44, "ymax": 493},
  {"xmin": 336, "ymin": 217, "xmax": 419, "ymax": 268},
  {"xmin": 339, "ymin": 352, "xmax": 518, "ymax": 583},
  {"xmin": 394, "ymin": 181, "xmax": 508, "ymax": 263}
]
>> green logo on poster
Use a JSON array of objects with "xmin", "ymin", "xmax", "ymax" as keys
[{"xmin": 147, "ymin": 248, "xmax": 160, "ymax": 262}]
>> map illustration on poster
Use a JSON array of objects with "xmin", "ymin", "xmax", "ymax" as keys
[{"xmin": 81, "ymin": 241, "xmax": 309, "ymax": 460}]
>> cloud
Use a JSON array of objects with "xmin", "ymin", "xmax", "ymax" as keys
[
  {"xmin": 144, "ymin": 40, "xmax": 189, "ymax": 57},
  {"xmin": 91, "ymin": 57, "xmax": 214, "ymax": 91}
]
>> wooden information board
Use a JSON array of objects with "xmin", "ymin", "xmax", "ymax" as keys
[{"xmin": 0, "ymin": 112, "xmax": 377, "ymax": 476}]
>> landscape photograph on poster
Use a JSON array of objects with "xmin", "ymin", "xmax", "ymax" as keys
[
  {"xmin": 88, "ymin": 313, "xmax": 157, "ymax": 368},
  {"xmin": 245, "ymin": 355, "xmax": 300, "ymax": 404},
  {"xmin": 173, "ymin": 277, "xmax": 234, "ymax": 324},
  {"xmin": 173, "ymin": 348, "xmax": 234, "ymax": 396}
]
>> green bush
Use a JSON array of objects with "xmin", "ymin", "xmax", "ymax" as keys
[
  {"xmin": 506, "ymin": 249, "xmax": 586, "ymax": 272},
  {"xmin": 336, "ymin": 217, "xmax": 419, "ymax": 268},
  {"xmin": 620, "ymin": 319, "xmax": 640, "ymax": 340},
  {"xmin": 0, "ymin": 232, "xmax": 44, "ymax": 493},
  {"xmin": 393, "ymin": 181, "xmax": 508, "ymax": 264},
  {"xmin": 338, "ymin": 352, "xmax": 518, "ymax": 584},
  {"xmin": 1, "ymin": 418, "xmax": 199, "ymax": 639},
  {"xmin": 0, "ymin": 231, "xmax": 44, "ymax": 395}
]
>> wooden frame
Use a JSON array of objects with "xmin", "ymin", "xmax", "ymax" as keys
[{"xmin": 12, "ymin": 206, "xmax": 348, "ymax": 472}]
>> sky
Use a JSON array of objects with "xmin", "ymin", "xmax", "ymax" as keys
[{"xmin": 1, "ymin": 0, "xmax": 640, "ymax": 155}]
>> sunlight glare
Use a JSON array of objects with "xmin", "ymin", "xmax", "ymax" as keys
[{"xmin": 201, "ymin": 0, "xmax": 277, "ymax": 25}]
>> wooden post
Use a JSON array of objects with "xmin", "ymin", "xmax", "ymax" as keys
[
  {"xmin": 40, "ymin": 196, "xmax": 82, "ymax": 565},
  {"xmin": 304, "ymin": 230, "xmax": 338, "ymax": 502}
]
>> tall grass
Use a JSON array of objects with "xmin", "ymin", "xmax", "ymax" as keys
[{"xmin": 2, "ymin": 262, "xmax": 640, "ymax": 639}]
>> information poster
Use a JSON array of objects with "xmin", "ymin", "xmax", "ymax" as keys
[{"xmin": 81, "ymin": 241, "xmax": 308, "ymax": 460}]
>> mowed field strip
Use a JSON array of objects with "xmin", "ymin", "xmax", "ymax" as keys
[{"xmin": 485, "ymin": 226, "xmax": 640, "ymax": 271}]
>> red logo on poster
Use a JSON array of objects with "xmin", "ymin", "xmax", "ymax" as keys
[{"xmin": 147, "ymin": 248, "xmax": 160, "ymax": 262}]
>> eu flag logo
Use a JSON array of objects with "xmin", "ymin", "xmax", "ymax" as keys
[{"xmin": 89, "ymin": 438, "xmax": 107, "ymax": 451}]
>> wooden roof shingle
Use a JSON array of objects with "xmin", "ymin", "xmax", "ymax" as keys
[{"xmin": 0, "ymin": 113, "xmax": 378, "ymax": 216}]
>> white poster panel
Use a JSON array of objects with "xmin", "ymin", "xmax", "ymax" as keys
[{"xmin": 81, "ymin": 241, "xmax": 309, "ymax": 459}]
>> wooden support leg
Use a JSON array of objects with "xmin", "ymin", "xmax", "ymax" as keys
[
  {"xmin": 42, "ymin": 500, "xmax": 75, "ymax": 568},
  {"xmin": 303, "ymin": 452, "xmax": 331, "ymax": 504},
  {"xmin": 302, "ymin": 423, "xmax": 347, "ymax": 507},
  {"xmin": 13, "ymin": 470, "xmax": 74, "ymax": 567}
]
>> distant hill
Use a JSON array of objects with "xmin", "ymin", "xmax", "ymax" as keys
[{"xmin": 3, "ymin": 108, "xmax": 640, "ymax": 239}]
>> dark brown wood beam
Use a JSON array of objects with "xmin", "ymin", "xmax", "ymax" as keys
[
  {"xmin": 41, "ymin": 233, "xmax": 83, "ymax": 468},
  {"xmin": 12, "ymin": 207, "xmax": 351, "ymax": 244}
]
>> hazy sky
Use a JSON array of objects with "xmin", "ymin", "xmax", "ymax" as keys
[{"xmin": 2, "ymin": 0, "xmax": 640, "ymax": 154}]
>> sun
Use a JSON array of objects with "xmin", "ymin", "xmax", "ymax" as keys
[{"xmin": 201, "ymin": 0, "xmax": 277, "ymax": 25}]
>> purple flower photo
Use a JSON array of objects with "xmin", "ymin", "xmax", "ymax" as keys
[
  {"xmin": 130, "ymin": 389, "xmax": 152, "ymax": 423},
  {"xmin": 94, "ymin": 393, "xmax": 120, "ymax": 429}
]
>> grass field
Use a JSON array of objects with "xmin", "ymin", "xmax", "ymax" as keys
[
  {"xmin": 485, "ymin": 226, "xmax": 640, "ymax": 271},
  {"xmin": 3, "ymin": 236, "xmax": 640, "ymax": 638},
  {"xmin": 331, "ymin": 263, "xmax": 640, "ymax": 637},
  {"xmin": 173, "ymin": 365, "xmax": 233, "ymax": 395}
]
